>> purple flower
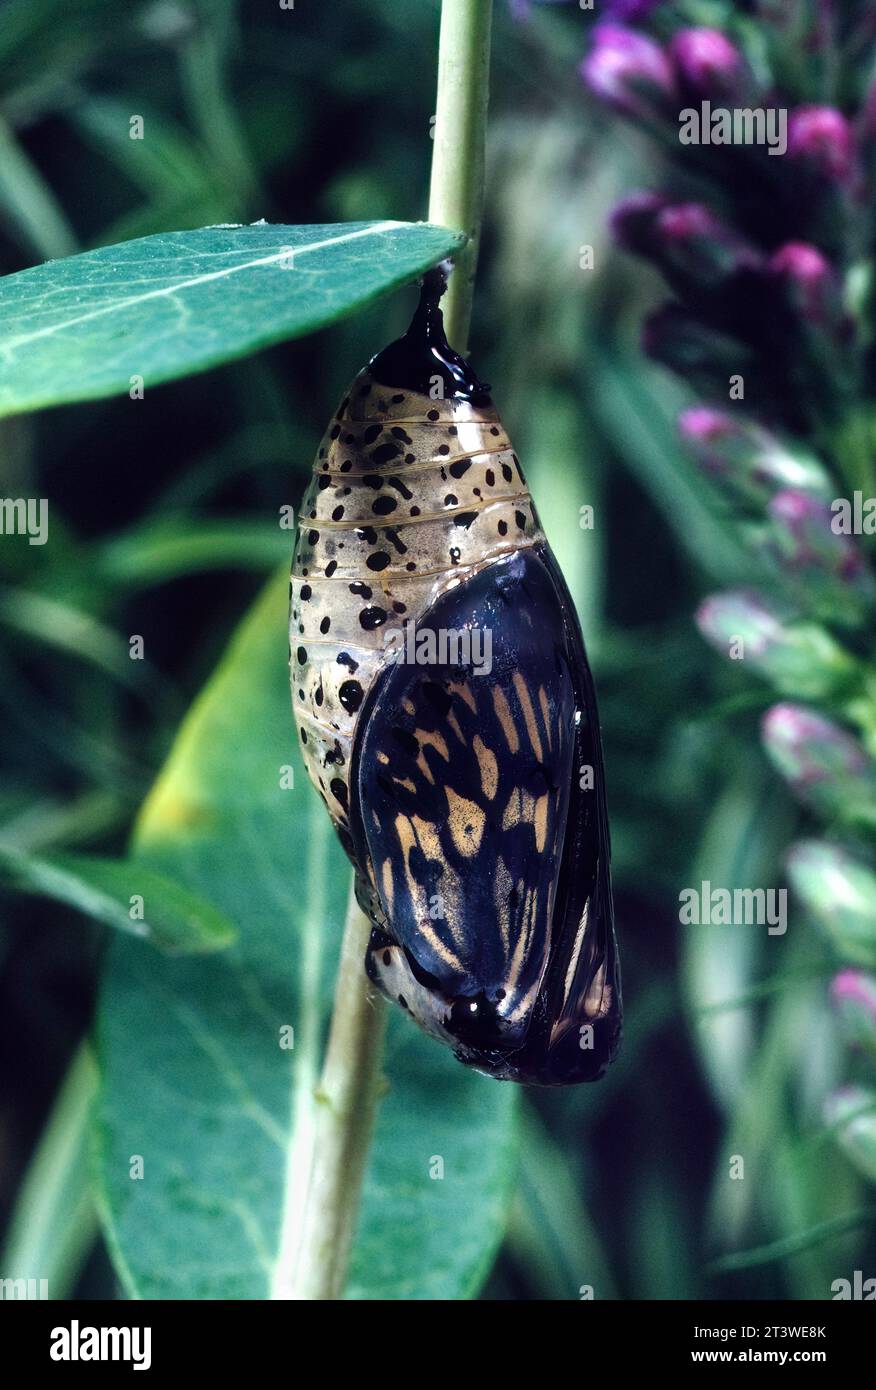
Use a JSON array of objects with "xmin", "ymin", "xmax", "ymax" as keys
[
  {"xmin": 695, "ymin": 589, "xmax": 855, "ymax": 699},
  {"xmin": 670, "ymin": 27, "xmax": 745, "ymax": 99},
  {"xmin": 762, "ymin": 706, "xmax": 867, "ymax": 777},
  {"xmin": 787, "ymin": 106, "xmax": 854, "ymax": 181},
  {"xmin": 768, "ymin": 241, "xmax": 839, "ymax": 323},
  {"xmin": 769, "ymin": 241, "xmax": 831, "ymax": 280},
  {"xmin": 761, "ymin": 489, "xmax": 876, "ymax": 626},
  {"xmin": 614, "ymin": 196, "xmax": 761, "ymax": 287},
  {"xmin": 768, "ymin": 489, "xmax": 870, "ymax": 579},
  {"xmin": 581, "ymin": 24, "xmax": 675, "ymax": 119},
  {"xmin": 762, "ymin": 706, "xmax": 876, "ymax": 825},
  {"xmin": 659, "ymin": 200, "xmax": 758, "ymax": 259},
  {"xmin": 678, "ymin": 406, "xmax": 736, "ymax": 446}
]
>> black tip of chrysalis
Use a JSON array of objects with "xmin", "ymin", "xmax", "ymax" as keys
[{"xmin": 369, "ymin": 264, "xmax": 492, "ymax": 405}]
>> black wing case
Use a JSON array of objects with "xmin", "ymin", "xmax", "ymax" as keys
[{"xmin": 347, "ymin": 544, "xmax": 622, "ymax": 1085}]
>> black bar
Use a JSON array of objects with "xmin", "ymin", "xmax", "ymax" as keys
[{"xmin": 1, "ymin": 1298, "xmax": 871, "ymax": 1374}]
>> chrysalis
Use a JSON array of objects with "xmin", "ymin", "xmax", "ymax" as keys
[{"xmin": 290, "ymin": 268, "xmax": 621, "ymax": 1085}]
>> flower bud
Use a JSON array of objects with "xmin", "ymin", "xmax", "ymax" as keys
[
  {"xmin": 581, "ymin": 24, "xmax": 675, "ymax": 120},
  {"xmin": 610, "ymin": 191, "xmax": 667, "ymax": 253},
  {"xmin": 663, "ymin": 203, "xmax": 761, "ymax": 284},
  {"xmin": 760, "ymin": 490, "xmax": 876, "ymax": 626},
  {"xmin": 670, "ymin": 28, "xmax": 747, "ymax": 101},
  {"xmin": 615, "ymin": 198, "xmax": 761, "ymax": 291},
  {"xmin": 824, "ymin": 1086, "xmax": 876, "ymax": 1183},
  {"xmin": 830, "ymin": 970, "xmax": 876, "ymax": 1052},
  {"xmin": 678, "ymin": 410, "xmax": 831, "ymax": 509},
  {"xmin": 695, "ymin": 590, "xmax": 857, "ymax": 699},
  {"xmin": 787, "ymin": 106, "xmax": 854, "ymax": 182},
  {"xmin": 765, "ymin": 708, "xmax": 876, "ymax": 826},
  {"xmin": 768, "ymin": 242, "xmax": 844, "ymax": 328},
  {"xmin": 786, "ymin": 840, "xmax": 876, "ymax": 964}
]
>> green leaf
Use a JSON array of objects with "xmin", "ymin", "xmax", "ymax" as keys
[
  {"xmin": 0, "ymin": 845, "xmax": 236, "ymax": 954},
  {"xmin": 97, "ymin": 518, "xmax": 290, "ymax": 585},
  {"xmin": 0, "ymin": 220, "xmax": 466, "ymax": 417},
  {"xmin": 94, "ymin": 570, "xmax": 518, "ymax": 1300}
]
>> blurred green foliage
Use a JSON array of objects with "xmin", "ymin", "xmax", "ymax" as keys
[{"xmin": 0, "ymin": 0, "xmax": 873, "ymax": 1299}]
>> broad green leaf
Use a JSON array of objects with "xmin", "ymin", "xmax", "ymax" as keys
[
  {"xmin": 0, "ymin": 845, "xmax": 235, "ymax": 953},
  {"xmin": 94, "ymin": 570, "xmax": 518, "ymax": 1300},
  {"xmin": 0, "ymin": 220, "xmax": 466, "ymax": 417}
]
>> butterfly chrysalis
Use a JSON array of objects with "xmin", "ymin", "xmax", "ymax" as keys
[{"xmin": 290, "ymin": 266, "xmax": 621, "ymax": 1085}]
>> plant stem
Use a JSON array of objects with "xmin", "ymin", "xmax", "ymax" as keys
[
  {"xmin": 428, "ymin": 0, "xmax": 494, "ymax": 353},
  {"xmin": 289, "ymin": 880, "xmax": 387, "ymax": 1299}
]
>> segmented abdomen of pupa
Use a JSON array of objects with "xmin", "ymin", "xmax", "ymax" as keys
[{"xmin": 290, "ymin": 369, "xmax": 544, "ymax": 859}]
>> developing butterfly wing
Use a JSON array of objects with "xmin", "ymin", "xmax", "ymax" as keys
[{"xmin": 348, "ymin": 545, "xmax": 621, "ymax": 1084}]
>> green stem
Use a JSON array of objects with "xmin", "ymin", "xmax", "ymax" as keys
[
  {"xmin": 428, "ymin": 0, "xmax": 494, "ymax": 352},
  {"xmin": 0, "ymin": 1043, "xmax": 99, "ymax": 1298},
  {"xmin": 287, "ymin": 880, "xmax": 387, "ymax": 1299}
]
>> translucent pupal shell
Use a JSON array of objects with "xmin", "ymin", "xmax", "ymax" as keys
[{"xmin": 289, "ymin": 276, "xmax": 621, "ymax": 1085}]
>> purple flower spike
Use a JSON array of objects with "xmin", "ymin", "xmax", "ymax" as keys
[
  {"xmin": 787, "ymin": 106, "xmax": 854, "ymax": 181},
  {"xmin": 670, "ymin": 27, "xmax": 745, "ymax": 99},
  {"xmin": 581, "ymin": 24, "xmax": 675, "ymax": 119}
]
